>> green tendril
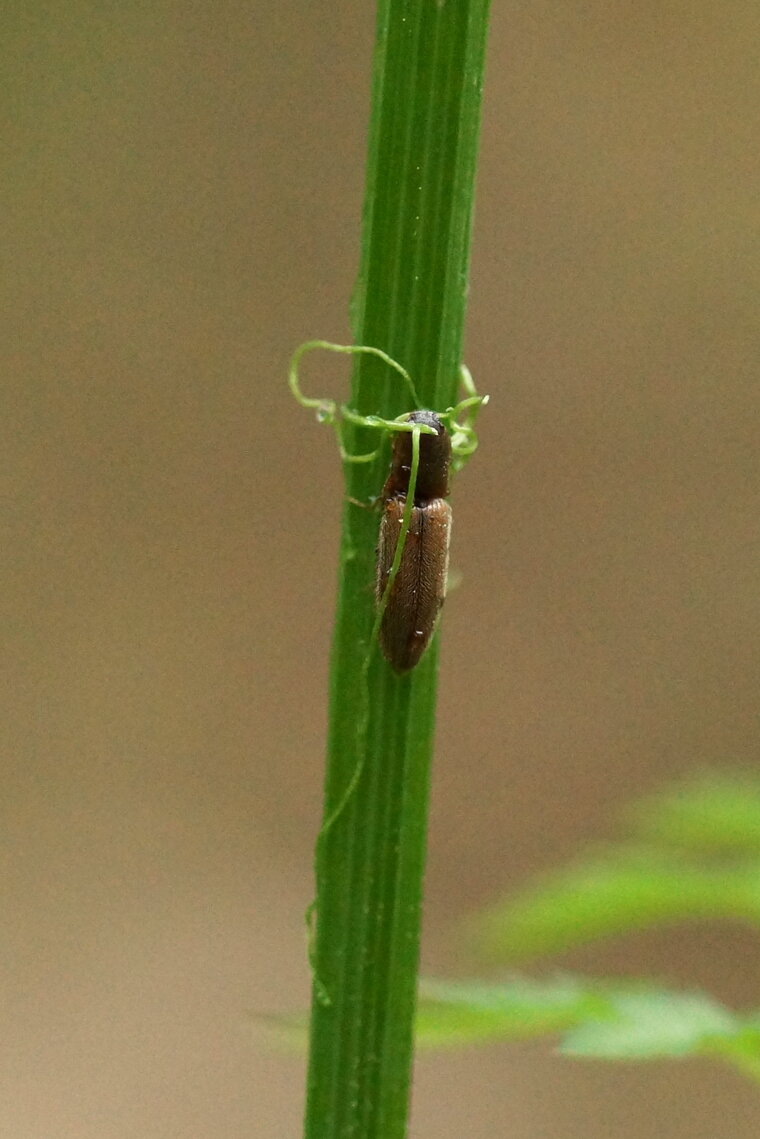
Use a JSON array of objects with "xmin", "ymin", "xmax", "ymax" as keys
[{"xmin": 291, "ymin": 339, "xmax": 486, "ymax": 1004}]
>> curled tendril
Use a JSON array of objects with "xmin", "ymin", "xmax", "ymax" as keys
[
  {"xmin": 289, "ymin": 339, "xmax": 487, "ymax": 468},
  {"xmin": 289, "ymin": 338, "xmax": 487, "ymax": 1003}
]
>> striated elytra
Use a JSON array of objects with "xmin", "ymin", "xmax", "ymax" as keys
[{"xmin": 376, "ymin": 411, "xmax": 452, "ymax": 672}]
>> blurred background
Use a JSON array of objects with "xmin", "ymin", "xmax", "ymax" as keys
[{"xmin": 3, "ymin": 1, "xmax": 760, "ymax": 1135}]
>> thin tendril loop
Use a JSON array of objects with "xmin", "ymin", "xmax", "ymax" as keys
[
  {"xmin": 290, "ymin": 339, "xmax": 486, "ymax": 1004},
  {"xmin": 307, "ymin": 426, "xmax": 422, "ymax": 1007},
  {"xmin": 288, "ymin": 340, "xmax": 487, "ymax": 469},
  {"xmin": 288, "ymin": 339, "xmax": 423, "ymax": 421}
]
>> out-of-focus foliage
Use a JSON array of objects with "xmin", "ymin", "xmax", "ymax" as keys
[
  {"xmin": 476, "ymin": 775, "xmax": 760, "ymax": 962},
  {"xmin": 285, "ymin": 777, "xmax": 760, "ymax": 1081},
  {"xmin": 418, "ymin": 977, "xmax": 760, "ymax": 1080},
  {"xmin": 416, "ymin": 775, "xmax": 760, "ymax": 1082}
]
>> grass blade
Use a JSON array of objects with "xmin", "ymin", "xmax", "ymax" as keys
[{"xmin": 302, "ymin": 3, "xmax": 492, "ymax": 1137}]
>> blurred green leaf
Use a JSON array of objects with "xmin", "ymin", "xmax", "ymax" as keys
[
  {"xmin": 416, "ymin": 976, "xmax": 607, "ymax": 1049},
  {"xmin": 561, "ymin": 989, "xmax": 739, "ymax": 1059},
  {"xmin": 417, "ymin": 975, "xmax": 760, "ymax": 1081},
  {"xmin": 476, "ymin": 849, "xmax": 760, "ymax": 961},
  {"xmin": 631, "ymin": 776, "xmax": 760, "ymax": 855},
  {"xmin": 272, "ymin": 974, "xmax": 760, "ymax": 1083},
  {"xmin": 475, "ymin": 775, "xmax": 760, "ymax": 963}
]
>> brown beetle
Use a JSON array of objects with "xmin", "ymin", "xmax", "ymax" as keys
[{"xmin": 376, "ymin": 411, "xmax": 452, "ymax": 672}]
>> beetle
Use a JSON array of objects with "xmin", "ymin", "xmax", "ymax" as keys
[
  {"xmin": 288, "ymin": 339, "xmax": 486, "ymax": 673},
  {"xmin": 376, "ymin": 410, "xmax": 452, "ymax": 672}
]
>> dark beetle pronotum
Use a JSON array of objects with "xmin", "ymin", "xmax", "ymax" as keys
[{"xmin": 376, "ymin": 410, "xmax": 452, "ymax": 673}]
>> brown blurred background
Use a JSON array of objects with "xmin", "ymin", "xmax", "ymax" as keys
[{"xmin": 3, "ymin": 1, "xmax": 760, "ymax": 1135}]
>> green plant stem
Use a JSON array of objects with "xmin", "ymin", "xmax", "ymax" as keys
[{"xmin": 303, "ymin": 3, "xmax": 491, "ymax": 1137}]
